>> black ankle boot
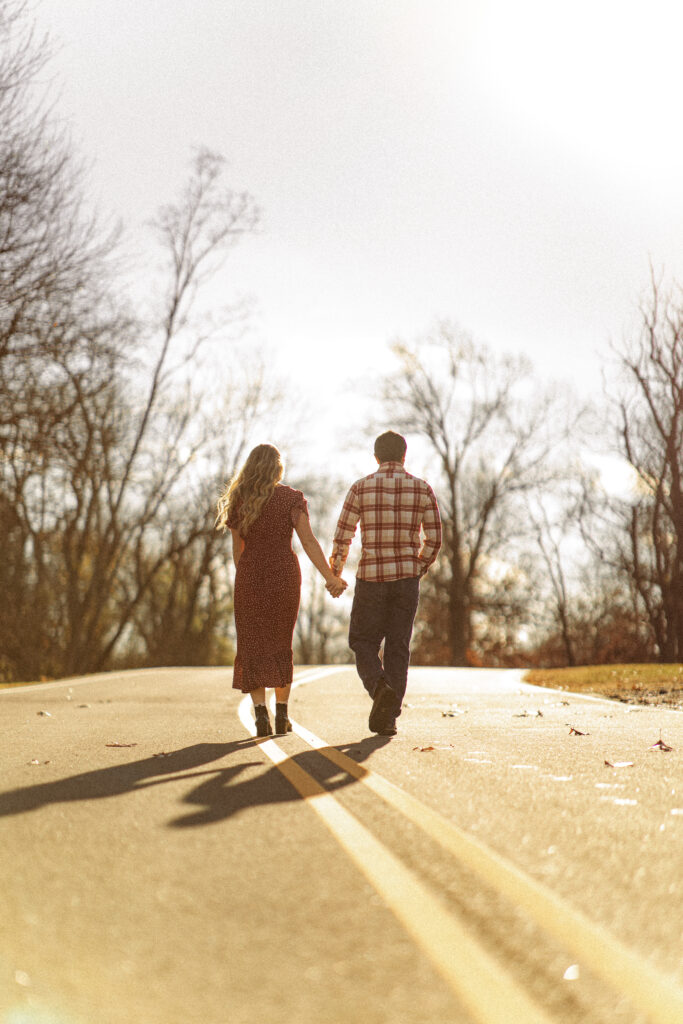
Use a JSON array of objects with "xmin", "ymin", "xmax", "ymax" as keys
[
  {"xmin": 254, "ymin": 704, "xmax": 272, "ymax": 737},
  {"xmin": 275, "ymin": 702, "xmax": 292, "ymax": 735}
]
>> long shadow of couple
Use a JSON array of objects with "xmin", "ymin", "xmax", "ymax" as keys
[{"xmin": 0, "ymin": 734, "xmax": 391, "ymax": 828}]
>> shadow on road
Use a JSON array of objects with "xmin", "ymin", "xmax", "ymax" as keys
[
  {"xmin": 169, "ymin": 734, "xmax": 391, "ymax": 828},
  {"xmin": 0, "ymin": 742, "xmax": 252, "ymax": 818},
  {"xmin": 0, "ymin": 735, "xmax": 391, "ymax": 829}
]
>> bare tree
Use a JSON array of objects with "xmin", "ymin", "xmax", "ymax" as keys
[
  {"xmin": 0, "ymin": 140, "xmax": 262, "ymax": 676},
  {"xmin": 54, "ymin": 151, "xmax": 259, "ymax": 675},
  {"xmin": 0, "ymin": 1, "xmax": 115, "ymax": 375},
  {"xmin": 604, "ymin": 272, "xmax": 683, "ymax": 660},
  {"xmin": 523, "ymin": 475, "xmax": 601, "ymax": 667},
  {"xmin": 382, "ymin": 322, "xmax": 569, "ymax": 665},
  {"xmin": 0, "ymin": 1, "xmax": 125, "ymax": 679}
]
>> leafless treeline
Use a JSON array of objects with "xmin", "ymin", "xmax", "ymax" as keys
[
  {"xmin": 0, "ymin": 3, "xmax": 278, "ymax": 680},
  {"xmin": 1, "ymin": 2, "xmax": 681, "ymax": 680},
  {"xmin": 378, "ymin": 303, "xmax": 683, "ymax": 667}
]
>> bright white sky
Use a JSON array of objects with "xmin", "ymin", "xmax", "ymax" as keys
[{"xmin": 37, "ymin": 0, "xmax": 683, "ymax": 472}]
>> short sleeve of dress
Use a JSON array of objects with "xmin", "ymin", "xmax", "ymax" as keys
[{"xmin": 290, "ymin": 489, "xmax": 309, "ymax": 527}]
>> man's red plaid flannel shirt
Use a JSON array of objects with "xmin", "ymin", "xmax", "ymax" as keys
[{"xmin": 330, "ymin": 461, "xmax": 441, "ymax": 581}]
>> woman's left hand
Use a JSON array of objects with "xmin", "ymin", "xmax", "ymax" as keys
[{"xmin": 326, "ymin": 575, "xmax": 347, "ymax": 598}]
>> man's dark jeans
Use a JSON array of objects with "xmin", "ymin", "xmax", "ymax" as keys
[{"xmin": 348, "ymin": 576, "xmax": 420, "ymax": 718}]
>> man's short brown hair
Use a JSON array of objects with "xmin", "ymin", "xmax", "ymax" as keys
[{"xmin": 374, "ymin": 431, "xmax": 407, "ymax": 463}]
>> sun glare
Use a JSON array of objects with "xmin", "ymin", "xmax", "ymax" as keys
[{"xmin": 468, "ymin": 0, "xmax": 683, "ymax": 196}]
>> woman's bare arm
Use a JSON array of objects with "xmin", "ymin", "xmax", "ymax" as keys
[{"xmin": 294, "ymin": 512, "xmax": 347, "ymax": 597}]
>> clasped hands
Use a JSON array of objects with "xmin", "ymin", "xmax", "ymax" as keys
[{"xmin": 325, "ymin": 574, "xmax": 347, "ymax": 598}]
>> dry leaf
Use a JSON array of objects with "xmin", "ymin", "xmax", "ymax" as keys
[
  {"xmin": 650, "ymin": 735, "xmax": 673, "ymax": 752},
  {"xmin": 105, "ymin": 742, "xmax": 138, "ymax": 748},
  {"xmin": 37, "ymin": 711, "xmax": 52, "ymax": 717},
  {"xmin": 412, "ymin": 744, "xmax": 455, "ymax": 752},
  {"xmin": 568, "ymin": 726, "xmax": 589, "ymax": 736},
  {"xmin": 604, "ymin": 760, "xmax": 635, "ymax": 768}
]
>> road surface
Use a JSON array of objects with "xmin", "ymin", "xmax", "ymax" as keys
[{"xmin": 1, "ymin": 666, "xmax": 682, "ymax": 1024}]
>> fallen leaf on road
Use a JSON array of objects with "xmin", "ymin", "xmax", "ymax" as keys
[
  {"xmin": 442, "ymin": 706, "xmax": 467, "ymax": 717},
  {"xmin": 28, "ymin": 759, "xmax": 50, "ymax": 765},
  {"xmin": 604, "ymin": 760, "xmax": 635, "ymax": 768},
  {"xmin": 105, "ymin": 742, "xmax": 138, "ymax": 748},
  {"xmin": 514, "ymin": 710, "xmax": 544, "ymax": 718},
  {"xmin": 37, "ymin": 711, "xmax": 52, "ymax": 717},
  {"xmin": 650, "ymin": 734, "xmax": 674, "ymax": 752},
  {"xmin": 412, "ymin": 744, "xmax": 456, "ymax": 752},
  {"xmin": 152, "ymin": 751, "xmax": 171, "ymax": 758},
  {"xmin": 568, "ymin": 726, "xmax": 589, "ymax": 736}
]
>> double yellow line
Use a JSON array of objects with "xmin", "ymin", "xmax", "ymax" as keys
[{"xmin": 239, "ymin": 670, "xmax": 683, "ymax": 1024}]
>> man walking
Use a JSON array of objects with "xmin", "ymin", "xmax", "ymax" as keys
[{"xmin": 329, "ymin": 431, "xmax": 441, "ymax": 735}]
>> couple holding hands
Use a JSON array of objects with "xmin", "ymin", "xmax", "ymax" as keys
[{"xmin": 216, "ymin": 431, "xmax": 441, "ymax": 738}]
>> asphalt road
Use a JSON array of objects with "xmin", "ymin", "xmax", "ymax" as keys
[{"xmin": 1, "ymin": 666, "xmax": 682, "ymax": 1024}]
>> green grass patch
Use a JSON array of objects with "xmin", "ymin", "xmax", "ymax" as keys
[{"xmin": 524, "ymin": 663, "xmax": 683, "ymax": 701}]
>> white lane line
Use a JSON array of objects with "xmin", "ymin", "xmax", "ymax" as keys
[
  {"xmin": 292, "ymin": 666, "xmax": 343, "ymax": 686},
  {"xmin": 237, "ymin": 690, "xmax": 555, "ymax": 1024},
  {"xmin": 290, "ymin": 717, "xmax": 683, "ymax": 1024}
]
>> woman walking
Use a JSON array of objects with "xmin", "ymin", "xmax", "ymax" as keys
[{"xmin": 216, "ymin": 444, "xmax": 346, "ymax": 736}]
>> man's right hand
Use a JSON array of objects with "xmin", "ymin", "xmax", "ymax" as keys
[{"xmin": 326, "ymin": 576, "xmax": 347, "ymax": 598}]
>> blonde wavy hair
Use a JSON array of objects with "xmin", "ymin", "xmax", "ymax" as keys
[{"xmin": 215, "ymin": 444, "xmax": 284, "ymax": 536}]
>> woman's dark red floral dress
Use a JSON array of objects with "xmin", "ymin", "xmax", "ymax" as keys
[{"xmin": 228, "ymin": 485, "xmax": 308, "ymax": 692}]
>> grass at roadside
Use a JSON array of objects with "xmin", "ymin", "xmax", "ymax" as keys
[
  {"xmin": 524, "ymin": 663, "xmax": 683, "ymax": 709},
  {"xmin": 0, "ymin": 679, "xmax": 50, "ymax": 690}
]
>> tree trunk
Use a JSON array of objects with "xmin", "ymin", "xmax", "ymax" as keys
[{"xmin": 447, "ymin": 562, "xmax": 469, "ymax": 666}]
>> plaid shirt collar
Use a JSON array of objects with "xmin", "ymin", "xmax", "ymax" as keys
[{"xmin": 375, "ymin": 461, "xmax": 406, "ymax": 476}]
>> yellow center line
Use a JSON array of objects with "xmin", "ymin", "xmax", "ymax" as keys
[
  {"xmin": 289, "ymin": 716, "xmax": 683, "ymax": 1024},
  {"xmin": 238, "ymin": 693, "xmax": 555, "ymax": 1024}
]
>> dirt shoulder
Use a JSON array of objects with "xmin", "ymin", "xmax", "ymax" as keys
[{"xmin": 524, "ymin": 663, "xmax": 683, "ymax": 711}]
